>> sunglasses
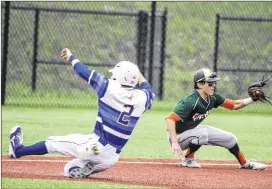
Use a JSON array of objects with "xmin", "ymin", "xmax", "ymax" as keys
[{"xmin": 207, "ymin": 82, "xmax": 216, "ymax": 87}]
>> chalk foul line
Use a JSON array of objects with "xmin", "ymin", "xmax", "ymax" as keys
[{"xmin": 2, "ymin": 159, "xmax": 272, "ymax": 167}]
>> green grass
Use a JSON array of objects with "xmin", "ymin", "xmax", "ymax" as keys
[
  {"xmin": 2, "ymin": 178, "xmax": 165, "ymax": 189},
  {"xmin": 2, "ymin": 106, "xmax": 272, "ymax": 160}
]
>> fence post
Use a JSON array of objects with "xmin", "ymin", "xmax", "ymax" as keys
[
  {"xmin": 136, "ymin": 10, "xmax": 148, "ymax": 75},
  {"xmin": 148, "ymin": 1, "xmax": 156, "ymax": 84},
  {"xmin": 159, "ymin": 7, "xmax": 168, "ymax": 100},
  {"xmin": 213, "ymin": 14, "xmax": 221, "ymax": 73},
  {"xmin": 1, "ymin": 2, "xmax": 11, "ymax": 105},
  {"xmin": 32, "ymin": 9, "xmax": 40, "ymax": 92}
]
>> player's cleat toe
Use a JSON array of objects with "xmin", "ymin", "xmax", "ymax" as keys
[
  {"xmin": 8, "ymin": 126, "xmax": 23, "ymax": 159},
  {"xmin": 69, "ymin": 168, "xmax": 87, "ymax": 178},
  {"xmin": 240, "ymin": 160, "xmax": 266, "ymax": 170},
  {"xmin": 181, "ymin": 158, "xmax": 201, "ymax": 168},
  {"xmin": 69, "ymin": 162, "xmax": 94, "ymax": 178}
]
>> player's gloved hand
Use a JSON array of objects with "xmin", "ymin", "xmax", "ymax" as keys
[
  {"xmin": 248, "ymin": 76, "xmax": 272, "ymax": 105},
  {"xmin": 60, "ymin": 48, "xmax": 72, "ymax": 63}
]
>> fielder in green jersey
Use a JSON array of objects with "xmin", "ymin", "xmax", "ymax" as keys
[{"xmin": 166, "ymin": 68, "xmax": 266, "ymax": 170}]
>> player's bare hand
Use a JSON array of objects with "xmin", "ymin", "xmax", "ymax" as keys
[
  {"xmin": 138, "ymin": 73, "xmax": 144, "ymax": 83},
  {"xmin": 172, "ymin": 141, "xmax": 184, "ymax": 161},
  {"xmin": 60, "ymin": 48, "xmax": 72, "ymax": 63},
  {"xmin": 138, "ymin": 72, "xmax": 147, "ymax": 84}
]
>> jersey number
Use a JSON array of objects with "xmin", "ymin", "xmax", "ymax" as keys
[{"xmin": 117, "ymin": 105, "xmax": 134, "ymax": 126}]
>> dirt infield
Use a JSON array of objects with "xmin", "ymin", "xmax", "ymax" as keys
[{"xmin": 2, "ymin": 156, "xmax": 272, "ymax": 189}]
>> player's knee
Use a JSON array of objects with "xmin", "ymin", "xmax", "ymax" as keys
[
  {"xmin": 105, "ymin": 159, "xmax": 118, "ymax": 169},
  {"xmin": 199, "ymin": 131, "xmax": 209, "ymax": 145},
  {"xmin": 64, "ymin": 163, "xmax": 71, "ymax": 177},
  {"xmin": 225, "ymin": 132, "xmax": 238, "ymax": 149},
  {"xmin": 93, "ymin": 160, "xmax": 118, "ymax": 173}
]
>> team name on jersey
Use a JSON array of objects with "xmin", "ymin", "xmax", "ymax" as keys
[{"xmin": 192, "ymin": 110, "xmax": 211, "ymax": 121}]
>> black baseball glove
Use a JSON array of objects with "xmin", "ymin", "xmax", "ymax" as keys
[{"xmin": 248, "ymin": 76, "xmax": 272, "ymax": 104}]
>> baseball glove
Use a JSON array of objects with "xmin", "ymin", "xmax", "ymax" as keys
[{"xmin": 248, "ymin": 76, "xmax": 272, "ymax": 104}]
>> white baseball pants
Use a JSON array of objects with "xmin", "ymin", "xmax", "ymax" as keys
[{"xmin": 45, "ymin": 133, "xmax": 120, "ymax": 176}]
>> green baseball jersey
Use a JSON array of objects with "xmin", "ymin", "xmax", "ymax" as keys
[{"xmin": 173, "ymin": 90, "xmax": 225, "ymax": 134}]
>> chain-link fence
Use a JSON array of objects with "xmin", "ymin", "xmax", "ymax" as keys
[
  {"xmin": 2, "ymin": 2, "xmax": 272, "ymax": 113},
  {"xmin": 214, "ymin": 14, "xmax": 272, "ymax": 106},
  {"xmin": 157, "ymin": 2, "xmax": 272, "ymax": 113},
  {"xmin": 2, "ymin": 1, "xmax": 166, "ymax": 107}
]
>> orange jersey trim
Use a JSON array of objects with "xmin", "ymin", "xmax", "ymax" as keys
[
  {"xmin": 220, "ymin": 99, "xmax": 235, "ymax": 110},
  {"xmin": 166, "ymin": 112, "xmax": 182, "ymax": 122}
]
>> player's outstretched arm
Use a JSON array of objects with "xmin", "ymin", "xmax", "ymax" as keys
[
  {"xmin": 220, "ymin": 98, "xmax": 253, "ymax": 110},
  {"xmin": 60, "ymin": 48, "xmax": 109, "ymax": 98},
  {"xmin": 60, "ymin": 48, "xmax": 91, "ymax": 82},
  {"xmin": 234, "ymin": 98, "xmax": 254, "ymax": 110},
  {"xmin": 229, "ymin": 76, "xmax": 272, "ymax": 109}
]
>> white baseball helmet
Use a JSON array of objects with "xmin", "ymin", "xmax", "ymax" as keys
[{"xmin": 109, "ymin": 61, "xmax": 140, "ymax": 87}]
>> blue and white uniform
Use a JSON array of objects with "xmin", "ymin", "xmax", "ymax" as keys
[{"xmin": 45, "ymin": 56, "xmax": 154, "ymax": 175}]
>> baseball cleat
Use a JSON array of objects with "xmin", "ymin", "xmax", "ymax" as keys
[
  {"xmin": 8, "ymin": 126, "xmax": 23, "ymax": 158},
  {"xmin": 181, "ymin": 158, "xmax": 201, "ymax": 168},
  {"xmin": 69, "ymin": 162, "xmax": 94, "ymax": 178},
  {"xmin": 240, "ymin": 160, "xmax": 266, "ymax": 170}
]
